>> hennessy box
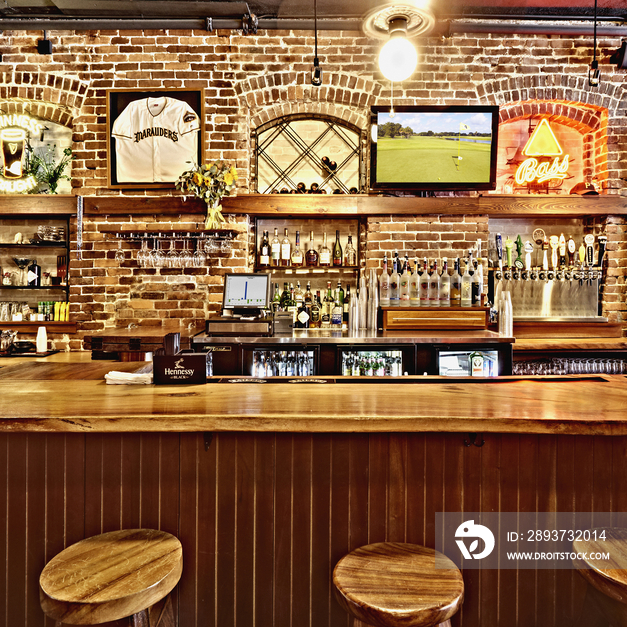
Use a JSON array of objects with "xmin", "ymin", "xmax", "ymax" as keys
[{"xmin": 153, "ymin": 351, "xmax": 208, "ymax": 385}]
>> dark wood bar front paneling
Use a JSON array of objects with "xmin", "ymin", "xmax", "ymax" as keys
[{"xmin": 4, "ymin": 430, "xmax": 624, "ymax": 627}]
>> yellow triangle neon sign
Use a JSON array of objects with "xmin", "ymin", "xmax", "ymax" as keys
[{"xmin": 522, "ymin": 118, "xmax": 563, "ymax": 156}]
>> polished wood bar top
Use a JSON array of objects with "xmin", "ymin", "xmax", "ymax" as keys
[
  {"xmin": 514, "ymin": 337, "xmax": 627, "ymax": 351},
  {"xmin": 333, "ymin": 542, "xmax": 463, "ymax": 627},
  {"xmin": 0, "ymin": 354, "xmax": 626, "ymax": 435},
  {"xmin": 39, "ymin": 529, "xmax": 183, "ymax": 625}
]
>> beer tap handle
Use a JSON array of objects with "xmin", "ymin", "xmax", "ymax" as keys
[
  {"xmin": 578, "ymin": 243, "xmax": 586, "ymax": 266},
  {"xmin": 567, "ymin": 236, "xmax": 576, "ymax": 267},
  {"xmin": 505, "ymin": 236, "xmax": 513, "ymax": 269},
  {"xmin": 558, "ymin": 233, "xmax": 566, "ymax": 268},
  {"xmin": 549, "ymin": 235, "xmax": 559, "ymax": 270},
  {"xmin": 496, "ymin": 233, "xmax": 503, "ymax": 271},
  {"xmin": 584, "ymin": 234, "xmax": 595, "ymax": 267},
  {"xmin": 542, "ymin": 235, "xmax": 549, "ymax": 271},
  {"xmin": 523, "ymin": 241, "xmax": 533, "ymax": 272},
  {"xmin": 598, "ymin": 235, "xmax": 608, "ymax": 269}
]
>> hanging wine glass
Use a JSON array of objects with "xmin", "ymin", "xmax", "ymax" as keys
[
  {"xmin": 166, "ymin": 239, "xmax": 179, "ymax": 268},
  {"xmin": 137, "ymin": 238, "xmax": 150, "ymax": 268},
  {"xmin": 114, "ymin": 238, "xmax": 125, "ymax": 263},
  {"xmin": 193, "ymin": 238, "xmax": 206, "ymax": 267},
  {"xmin": 180, "ymin": 236, "xmax": 193, "ymax": 268}
]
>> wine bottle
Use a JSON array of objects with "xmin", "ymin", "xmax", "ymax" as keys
[
  {"xmin": 321, "ymin": 281, "xmax": 333, "ymax": 328},
  {"xmin": 332, "ymin": 230, "xmax": 343, "ymax": 267},
  {"xmin": 461, "ymin": 256, "xmax": 472, "ymax": 307},
  {"xmin": 280, "ymin": 228, "xmax": 291, "ymax": 267},
  {"xmin": 291, "ymin": 230, "xmax": 303, "ymax": 267},
  {"xmin": 419, "ymin": 257, "xmax": 429, "ymax": 306},
  {"xmin": 389, "ymin": 255, "xmax": 400, "ymax": 306},
  {"xmin": 429, "ymin": 259, "xmax": 440, "ymax": 306},
  {"xmin": 379, "ymin": 254, "xmax": 390, "ymax": 306},
  {"xmin": 319, "ymin": 232, "xmax": 331, "ymax": 267},
  {"xmin": 306, "ymin": 230, "xmax": 319, "ymax": 266},
  {"xmin": 450, "ymin": 258, "xmax": 462, "ymax": 306},
  {"xmin": 344, "ymin": 235, "xmax": 357, "ymax": 266},
  {"xmin": 343, "ymin": 285, "xmax": 350, "ymax": 329},
  {"xmin": 440, "ymin": 257, "xmax": 451, "ymax": 307},
  {"xmin": 409, "ymin": 257, "xmax": 420, "ymax": 306},
  {"xmin": 271, "ymin": 228, "xmax": 281, "ymax": 266},
  {"xmin": 399, "ymin": 255, "xmax": 410, "ymax": 303},
  {"xmin": 471, "ymin": 259, "xmax": 482, "ymax": 306},
  {"xmin": 310, "ymin": 291, "xmax": 321, "ymax": 328},
  {"xmin": 258, "ymin": 230, "xmax": 270, "ymax": 268}
]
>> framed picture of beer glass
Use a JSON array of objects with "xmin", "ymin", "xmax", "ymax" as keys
[
  {"xmin": 0, "ymin": 116, "xmax": 72, "ymax": 194},
  {"xmin": 106, "ymin": 88, "xmax": 205, "ymax": 189}
]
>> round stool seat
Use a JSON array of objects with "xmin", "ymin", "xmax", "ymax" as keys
[
  {"xmin": 39, "ymin": 529, "xmax": 183, "ymax": 625},
  {"xmin": 574, "ymin": 528, "xmax": 627, "ymax": 605},
  {"xmin": 333, "ymin": 542, "xmax": 464, "ymax": 627},
  {"xmin": 573, "ymin": 527, "xmax": 627, "ymax": 626}
]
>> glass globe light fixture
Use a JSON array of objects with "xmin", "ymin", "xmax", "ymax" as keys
[{"xmin": 378, "ymin": 17, "xmax": 417, "ymax": 82}]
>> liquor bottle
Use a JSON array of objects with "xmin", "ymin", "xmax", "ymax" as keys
[
  {"xmin": 409, "ymin": 257, "xmax": 420, "ymax": 306},
  {"xmin": 419, "ymin": 257, "xmax": 429, "ymax": 306},
  {"xmin": 471, "ymin": 259, "xmax": 482, "ymax": 306},
  {"xmin": 451, "ymin": 258, "xmax": 462, "ymax": 306},
  {"xmin": 429, "ymin": 259, "xmax": 440, "ymax": 306},
  {"xmin": 258, "ymin": 230, "xmax": 270, "ymax": 268},
  {"xmin": 310, "ymin": 291, "xmax": 321, "ymax": 328},
  {"xmin": 399, "ymin": 255, "xmax": 410, "ymax": 303},
  {"xmin": 331, "ymin": 284, "xmax": 343, "ymax": 327},
  {"xmin": 271, "ymin": 228, "xmax": 281, "ymax": 266},
  {"xmin": 27, "ymin": 259, "xmax": 41, "ymax": 287},
  {"xmin": 389, "ymin": 254, "xmax": 400, "ymax": 306},
  {"xmin": 279, "ymin": 281, "xmax": 290, "ymax": 310},
  {"xmin": 271, "ymin": 282, "xmax": 281, "ymax": 313},
  {"xmin": 287, "ymin": 283, "xmax": 298, "ymax": 321},
  {"xmin": 461, "ymin": 256, "xmax": 472, "ymax": 307},
  {"xmin": 280, "ymin": 228, "xmax": 291, "ymax": 266},
  {"xmin": 294, "ymin": 299, "xmax": 310, "ymax": 329},
  {"xmin": 291, "ymin": 230, "xmax": 303, "ymax": 267},
  {"xmin": 304, "ymin": 281, "xmax": 313, "ymax": 305},
  {"xmin": 440, "ymin": 257, "xmax": 451, "ymax": 307},
  {"xmin": 294, "ymin": 280, "xmax": 304, "ymax": 304},
  {"xmin": 344, "ymin": 235, "xmax": 357, "ymax": 266},
  {"xmin": 306, "ymin": 231, "xmax": 319, "ymax": 266},
  {"xmin": 379, "ymin": 254, "xmax": 390, "ymax": 306},
  {"xmin": 319, "ymin": 232, "xmax": 331, "ymax": 267},
  {"xmin": 321, "ymin": 281, "xmax": 334, "ymax": 328},
  {"xmin": 343, "ymin": 285, "xmax": 350, "ymax": 329},
  {"xmin": 333, "ymin": 230, "xmax": 343, "ymax": 267}
]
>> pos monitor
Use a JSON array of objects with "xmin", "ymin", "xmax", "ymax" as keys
[{"xmin": 221, "ymin": 273, "xmax": 271, "ymax": 316}]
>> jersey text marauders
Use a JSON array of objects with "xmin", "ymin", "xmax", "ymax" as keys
[{"xmin": 111, "ymin": 96, "xmax": 200, "ymax": 183}]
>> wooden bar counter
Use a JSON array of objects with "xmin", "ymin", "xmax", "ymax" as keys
[{"xmin": 1, "ymin": 352, "xmax": 627, "ymax": 627}]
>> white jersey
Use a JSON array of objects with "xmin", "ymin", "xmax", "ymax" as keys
[{"xmin": 111, "ymin": 96, "xmax": 200, "ymax": 183}]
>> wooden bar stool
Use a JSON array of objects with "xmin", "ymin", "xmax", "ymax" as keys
[
  {"xmin": 39, "ymin": 529, "xmax": 183, "ymax": 627},
  {"xmin": 333, "ymin": 542, "xmax": 464, "ymax": 627},
  {"xmin": 573, "ymin": 527, "xmax": 627, "ymax": 627}
]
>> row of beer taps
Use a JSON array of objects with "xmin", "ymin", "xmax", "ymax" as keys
[{"xmin": 493, "ymin": 230, "xmax": 607, "ymax": 285}]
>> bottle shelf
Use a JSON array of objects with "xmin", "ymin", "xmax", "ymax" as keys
[
  {"xmin": 256, "ymin": 265, "xmax": 360, "ymax": 274},
  {"xmin": 0, "ymin": 242, "xmax": 67, "ymax": 249}
]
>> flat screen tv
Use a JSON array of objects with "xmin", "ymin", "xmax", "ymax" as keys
[
  {"xmin": 370, "ymin": 105, "xmax": 499, "ymax": 191},
  {"xmin": 222, "ymin": 273, "xmax": 271, "ymax": 312}
]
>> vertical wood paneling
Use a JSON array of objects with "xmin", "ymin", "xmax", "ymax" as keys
[
  {"xmin": 26, "ymin": 435, "xmax": 46, "ymax": 627},
  {"xmin": 5, "ymin": 431, "xmax": 627, "ymax": 627},
  {"xmin": 310, "ymin": 434, "xmax": 332, "ymax": 627},
  {"xmin": 235, "ymin": 434, "xmax": 255, "ymax": 627},
  {"xmin": 254, "ymin": 433, "xmax": 275, "ymax": 627}
]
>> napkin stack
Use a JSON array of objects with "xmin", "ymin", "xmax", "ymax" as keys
[{"xmin": 104, "ymin": 370, "xmax": 153, "ymax": 385}]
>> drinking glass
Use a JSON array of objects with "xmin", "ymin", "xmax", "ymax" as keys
[
  {"xmin": 137, "ymin": 238, "xmax": 150, "ymax": 268},
  {"xmin": 180, "ymin": 238, "xmax": 193, "ymax": 268},
  {"xmin": 114, "ymin": 239, "xmax": 125, "ymax": 263},
  {"xmin": 166, "ymin": 240, "xmax": 179, "ymax": 268},
  {"xmin": 150, "ymin": 239, "xmax": 166, "ymax": 268}
]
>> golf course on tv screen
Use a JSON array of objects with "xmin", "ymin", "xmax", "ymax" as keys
[{"xmin": 373, "ymin": 109, "xmax": 496, "ymax": 187}]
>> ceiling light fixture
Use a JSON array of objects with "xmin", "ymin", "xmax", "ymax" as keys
[
  {"xmin": 588, "ymin": 0, "xmax": 600, "ymax": 87},
  {"xmin": 310, "ymin": 0, "xmax": 322, "ymax": 86},
  {"xmin": 379, "ymin": 17, "xmax": 418, "ymax": 82},
  {"xmin": 362, "ymin": 4, "xmax": 435, "ymax": 83}
]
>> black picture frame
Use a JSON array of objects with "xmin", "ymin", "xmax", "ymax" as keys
[{"xmin": 106, "ymin": 88, "xmax": 205, "ymax": 189}]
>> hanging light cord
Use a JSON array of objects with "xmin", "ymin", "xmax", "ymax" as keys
[
  {"xmin": 314, "ymin": 0, "xmax": 318, "ymax": 61},
  {"xmin": 593, "ymin": 0, "xmax": 598, "ymax": 66}
]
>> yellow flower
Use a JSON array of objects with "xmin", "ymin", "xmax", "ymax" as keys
[
  {"xmin": 230, "ymin": 166, "xmax": 238, "ymax": 181},
  {"xmin": 193, "ymin": 172, "xmax": 203, "ymax": 185},
  {"xmin": 224, "ymin": 173, "xmax": 233, "ymax": 186},
  {"xmin": 203, "ymin": 176, "xmax": 213, "ymax": 187}
]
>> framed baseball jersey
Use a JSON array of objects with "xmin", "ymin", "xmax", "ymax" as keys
[{"xmin": 107, "ymin": 89, "xmax": 204, "ymax": 188}]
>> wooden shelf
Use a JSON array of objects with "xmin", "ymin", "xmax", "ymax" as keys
[
  {"xmin": 0, "ymin": 195, "xmax": 77, "ymax": 216},
  {"xmin": 0, "ymin": 321, "xmax": 76, "ymax": 333},
  {"xmin": 256, "ymin": 265, "xmax": 359, "ymax": 273}
]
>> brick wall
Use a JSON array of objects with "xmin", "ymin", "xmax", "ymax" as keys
[{"xmin": 0, "ymin": 27, "xmax": 625, "ymax": 346}]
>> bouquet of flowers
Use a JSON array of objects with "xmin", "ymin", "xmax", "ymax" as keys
[
  {"xmin": 26, "ymin": 144, "xmax": 74, "ymax": 194},
  {"xmin": 176, "ymin": 161, "xmax": 238, "ymax": 229}
]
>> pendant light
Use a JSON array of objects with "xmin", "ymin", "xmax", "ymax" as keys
[
  {"xmin": 311, "ymin": 0, "xmax": 322, "ymax": 86},
  {"xmin": 588, "ymin": 0, "xmax": 600, "ymax": 87},
  {"xmin": 362, "ymin": 3, "xmax": 435, "ymax": 83}
]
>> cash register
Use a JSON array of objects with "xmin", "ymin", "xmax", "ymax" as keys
[{"xmin": 204, "ymin": 272, "xmax": 274, "ymax": 336}]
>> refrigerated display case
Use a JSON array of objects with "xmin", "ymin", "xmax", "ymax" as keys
[
  {"xmin": 243, "ymin": 346, "xmax": 317, "ymax": 377},
  {"xmin": 339, "ymin": 348, "xmax": 408, "ymax": 377}
]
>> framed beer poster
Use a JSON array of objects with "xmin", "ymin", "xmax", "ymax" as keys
[{"xmin": 106, "ymin": 88, "xmax": 205, "ymax": 189}]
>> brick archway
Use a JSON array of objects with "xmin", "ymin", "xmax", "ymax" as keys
[
  {"xmin": 0, "ymin": 70, "xmax": 89, "ymax": 127},
  {"xmin": 235, "ymin": 71, "xmax": 382, "ymax": 130}
]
